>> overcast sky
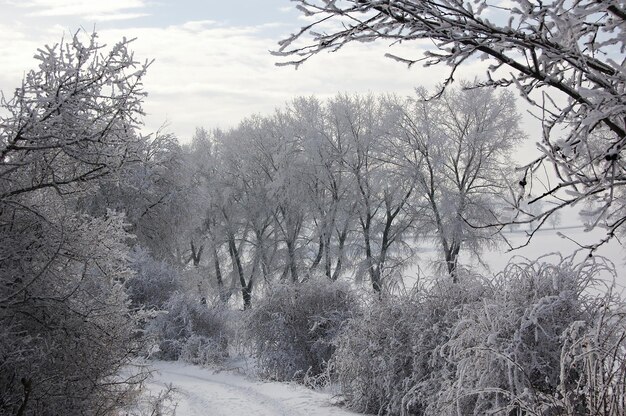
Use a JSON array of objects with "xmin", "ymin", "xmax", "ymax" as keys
[{"xmin": 0, "ymin": 0, "xmax": 542, "ymax": 146}]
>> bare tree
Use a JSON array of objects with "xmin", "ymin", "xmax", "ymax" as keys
[
  {"xmin": 277, "ymin": 0, "xmax": 626, "ymax": 250},
  {"xmin": 383, "ymin": 86, "xmax": 524, "ymax": 280},
  {"xmin": 329, "ymin": 93, "xmax": 416, "ymax": 292},
  {"xmin": 292, "ymin": 96, "xmax": 357, "ymax": 281}
]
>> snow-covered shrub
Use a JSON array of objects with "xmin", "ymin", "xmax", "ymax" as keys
[
  {"xmin": 0, "ymin": 209, "xmax": 145, "ymax": 415},
  {"xmin": 332, "ymin": 296, "xmax": 417, "ymax": 414},
  {"xmin": 245, "ymin": 278, "xmax": 357, "ymax": 382},
  {"xmin": 119, "ymin": 382, "xmax": 177, "ymax": 416},
  {"xmin": 148, "ymin": 293, "xmax": 230, "ymax": 365},
  {"xmin": 127, "ymin": 247, "xmax": 181, "ymax": 310},
  {"xmin": 434, "ymin": 256, "xmax": 624, "ymax": 416},
  {"xmin": 333, "ymin": 256, "xmax": 626, "ymax": 415},
  {"xmin": 553, "ymin": 289, "xmax": 626, "ymax": 416},
  {"xmin": 179, "ymin": 334, "xmax": 229, "ymax": 366},
  {"xmin": 333, "ymin": 273, "xmax": 491, "ymax": 415}
]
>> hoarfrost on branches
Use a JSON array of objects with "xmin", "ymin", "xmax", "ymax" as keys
[
  {"xmin": 0, "ymin": 31, "xmax": 151, "ymax": 414},
  {"xmin": 278, "ymin": 0, "xmax": 626, "ymax": 249}
]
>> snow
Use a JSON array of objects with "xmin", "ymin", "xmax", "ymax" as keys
[
  {"xmin": 404, "ymin": 225, "xmax": 626, "ymax": 294},
  {"xmin": 143, "ymin": 360, "xmax": 363, "ymax": 416}
]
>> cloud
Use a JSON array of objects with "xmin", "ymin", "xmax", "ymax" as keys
[
  {"xmin": 86, "ymin": 12, "xmax": 150, "ymax": 22},
  {"xmin": 90, "ymin": 20, "xmax": 497, "ymax": 140},
  {"xmin": 9, "ymin": 0, "xmax": 148, "ymax": 21},
  {"xmin": 0, "ymin": 10, "xmax": 540, "ymax": 146}
]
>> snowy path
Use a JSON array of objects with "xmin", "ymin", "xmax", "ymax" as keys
[{"xmin": 145, "ymin": 361, "xmax": 362, "ymax": 416}]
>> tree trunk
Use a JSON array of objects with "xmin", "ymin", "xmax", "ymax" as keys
[
  {"xmin": 445, "ymin": 241, "xmax": 461, "ymax": 284},
  {"xmin": 190, "ymin": 240, "xmax": 204, "ymax": 267},
  {"xmin": 330, "ymin": 213, "xmax": 351, "ymax": 281},
  {"xmin": 309, "ymin": 234, "xmax": 324, "ymax": 275},
  {"xmin": 361, "ymin": 215, "xmax": 380, "ymax": 293},
  {"xmin": 331, "ymin": 226, "xmax": 348, "ymax": 281},
  {"xmin": 286, "ymin": 238, "xmax": 299, "ymax": 283},
  {"xmin": 212, "ymin": 245, "xmax": 227, "ymax": 303},
  {"xmin": 227, "ymin": 232, "xmax": 250, "ymax": 309},
  {"xmin": 16, "ymin": 378, "xmax": 31, "ymax": 416}
]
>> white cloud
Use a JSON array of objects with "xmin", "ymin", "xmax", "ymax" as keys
[
  {"xmin": 85, "ymin": 12, "xmax": 150, "ymax": 22},
  {"xmin": 9, "ymin": 0, "xmax": 148, "ymax": 20},
  {"xmin": 0, "ymin": 10, "xmax": 542, "ymax": 150},
  {"xmin": 90, "ymin": 21, "xmax": 500, "ymax": 140}
]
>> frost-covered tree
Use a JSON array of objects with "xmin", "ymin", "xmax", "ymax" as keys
[
  {"xmin": 84, "ymin": 131, "xmax": 194, "ymax": 266},
  {"xmin": 0, "ymin": 32, "xmax": 149, "ymax": 414},
  {"xmin": 186, "ymin": 128, "xmax": 232, "ymax": 300},
  {"xmin": 206, "ymin": 117, "xmax": 288, "ymax": 308},
  {"xmin": 278, "ymin": 0, "xmax": 626, "ymax": 249},
  {"xmin": 384, "ymin": 86, "xmax": 524, "ymax": 280},
  {"xmin": 291, "ymin": 96, "xmax": 358, "ymax": 281},
  {"xmin": 329, "ymin": 93, "xmax": 416, "ymax": 293}
]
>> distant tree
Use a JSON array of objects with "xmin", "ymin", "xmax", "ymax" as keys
[
  {"xmin": 328, "ymin": 94, "xmax": 416, "ymax": 292},
  {"xmin": 278, "ymin": 0, "xmax": 626, "ymax": 250},
  {"xmin": 187, "ymin": 127, "xmax": 231, "ymax": 301},
  {"xmin": 384, "ymin": 86, "xmax": 524, "ymax": 280},
  {"xmin": 290, "ymin": 96, "xmax": 357, "ymax": 281},
  {"xmin": 0, "ymin": 31, "xmax": 150, "ymax": 414},
  {"xmin": 211, "ymin": 117, "xmax": 285, "ymax": 308},
  {"xmin": 547, "ymin": 209, "xmax": 562, "ymax": 229}
]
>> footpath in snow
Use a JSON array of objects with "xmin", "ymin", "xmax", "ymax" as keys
[{"xmin": 144, "ymin": 360, "xmax": 363, "ymax": 416}]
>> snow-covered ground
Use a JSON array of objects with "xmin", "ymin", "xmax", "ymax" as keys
[
  {"xmin": 143, "ymin": 361, "xmax": 362, "ymax": 416},
  {"xmin": 405, "ymin": 225, "xmax": 626, "ymax": 293}
]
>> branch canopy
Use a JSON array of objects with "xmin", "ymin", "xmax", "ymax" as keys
[{"xmin": 279, "ymin": 0, "xmax": 626, "ymax": 248}]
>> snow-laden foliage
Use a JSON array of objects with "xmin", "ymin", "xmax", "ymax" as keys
[
  {"xmin": 127, "ymin": 247, "xmax": 181, "ymax": 310},
  {"xmin": 333, "ymin": 273, "xmax": 489, "ymax": 415},
  {"xmin": 333, "ymin": 258, "xmax": 625, "ymax": 415},
  {"xmin": 438, "ymin": 257, "xmax": 625, "ymax": 416},
  {"xmin": 187, "ymin": 89, "xmax": 519, "ymax": 308},
  {"xmin": 0, "ymin": 206, "xmax": 143, "ymax": 415},
  {"xmin": 148, "ymin": 293, "xmax": 230, "ymax": 366},
  {"xmin": 0, "ymin": 31, "xmax": 149, "ymax": 415},
  {"xmin": 244, "ymin": 277, "xmax": 357, "ymax": 382},
  {"xmin": 120, "ymin": 383, "xmax": 177, "ymax": 416},
  {"xmin": 383, "ymin": 86, "xmax": 524, "ymax": 280},
  {"xmin": 84, "ymin": 132, "xmax": 198, "ymax": 268}
]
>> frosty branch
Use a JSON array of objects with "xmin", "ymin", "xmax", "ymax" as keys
[{"xmin": 277, "ymin": 0, "xmax": 626, "ymax": 246}]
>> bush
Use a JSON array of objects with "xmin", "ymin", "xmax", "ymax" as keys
[
  {"xmin": 179, "ymin": 334, "xmax": 229, "ymax": 366},
  {"xmin": 333, "ymin": 296, "xmax": 418, "ymax": 414},
  {"xmin": 333, "ymin": 258, "xmax": 625, "ymax": 415},
  {"xmin": 127, "ymin": 247, "xmax": 181, "ymax": 310},
  {"xmin": 245, "ymin": 277, "xmax": 357, "ymax": 383},
  {"xmin": 333, "ymin": 272, "xmax": 490, "ymax": 415},
  {"xmin": 148, "ymin": 293, "xmax": 230, "ymax": 365},
  {"xmin": 0, "ymin": 210, "xmax": 145, "ymax": 415},
  {"xmin": 437, "ymin": 256, "xmax": 625, "ymax": 416}
]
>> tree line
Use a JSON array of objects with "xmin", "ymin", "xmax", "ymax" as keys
[{"xmin": 119, "ymin": 86, "xmax": 523, "ymax": 309}]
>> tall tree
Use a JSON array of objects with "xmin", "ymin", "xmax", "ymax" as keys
[
  {"xmin": 384, "ymin": 87, "xmax": 524, "ymax": 280},
  {"xmin": 330, "ymin": 94, "xmax": 416, "ymax": 292},
  {"xmin": 291, "ymin": 96, "xmax": 357, "ymax": 281}
]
